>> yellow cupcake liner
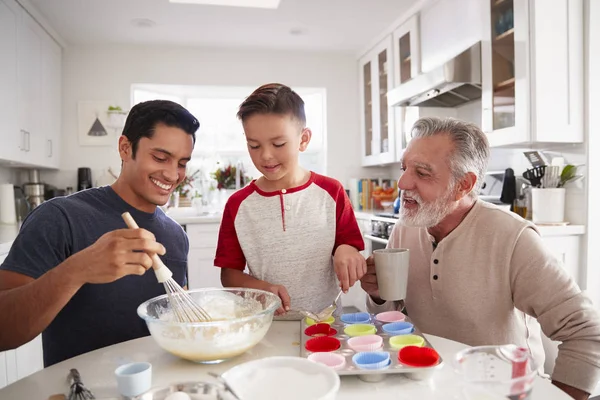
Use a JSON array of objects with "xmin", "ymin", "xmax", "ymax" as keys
[
  {"xmin": 343, "ymin": 324, "xmax": 377, "ymax": 337},
  {"xmin": 389, "ymin": 334, "xmax": 425, "ymax": 349},
  {"xmin": 305, "ymin": 316, "xmax": 335, "ymax": 326}
]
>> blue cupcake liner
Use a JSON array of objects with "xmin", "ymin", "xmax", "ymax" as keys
[
  {"xmin": 382, "ymin": 321, "xmax": 414, "ymax": 335},
  {"xmin": 352, "ymin": 351, "xmax": 391, "ymax": 370},
  {"xmin": 340, "ymin": 312, "xmax": 371, "ymax": 324}
]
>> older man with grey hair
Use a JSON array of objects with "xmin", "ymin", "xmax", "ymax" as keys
[{"xmin": 361, "ymin": 117, "xmax": 600, "ymax": 399}]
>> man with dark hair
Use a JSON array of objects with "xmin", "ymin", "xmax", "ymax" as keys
[{"xmin": 0, "ymin": 100, "xmax": 200, "ymax": 366}]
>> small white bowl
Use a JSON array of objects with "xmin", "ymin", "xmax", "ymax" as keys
[
  {"xmin": 222, "ymin": 356, "xmax": 340, "ymax": 400},
  {"xmin": 114, "ymin": 362, "xmax": 152, "ymax": 397}
]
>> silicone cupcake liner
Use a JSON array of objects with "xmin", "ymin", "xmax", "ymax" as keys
[
  {"xmin": 389, "ymin": 334, "xmax": 425, "ymax": 349},
  {"xmin": 347, "ymin": 335, "xmax": 383, "ymax": 352},
  {"xmin": 308, "ymin": 352, "xmax": 347, "ymax": 370},
  {"xmin": 305, "ymin": 336, "xmax": 341, "ymax": 352},
  {"xmin": 352, "ymin": 351, "xmax": 391, "ymax": 370},
  {"xmin": 375, "ymin": 311, "xmax": 406, "ymax": 323},
  {"xmin": 340, "ymin": 312, "xmax": 371, "ymax": 324},
  {"xmin": 304, "ymin": 323, "xmax": 338, "ymax": 337},
  {"xmin": 382, "ymin": 321, "xmax": 414, "ymax": 335},
  {"xmin": 344, "ymin": 324, "xmax": 377, "ymax": 337},
  {"xmin": 398, "ymin": 346, "xmax": 440, "ymax": 367}
]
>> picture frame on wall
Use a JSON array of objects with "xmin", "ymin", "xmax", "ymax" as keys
[{"xmin": 77, "ymin": 101, "xmax": 120, "ymax": 147}]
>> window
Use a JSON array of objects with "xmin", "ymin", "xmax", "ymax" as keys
[{"xmin": 130, "ymin": 84, "xmax": 327, "ymax": 179}]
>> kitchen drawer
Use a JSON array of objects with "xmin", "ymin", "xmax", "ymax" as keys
[{"xmin": 186, "ymin": 223, "xmax": 219, "ymax": 249}]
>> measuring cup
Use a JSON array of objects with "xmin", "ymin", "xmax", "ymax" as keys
[{"xmin": 453, "ymin": 345, "xmax": 537, "ymax": 400}]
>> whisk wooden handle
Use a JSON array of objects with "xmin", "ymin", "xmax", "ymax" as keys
[{"xmin": 121, "ymin": 212, "xmax": 172, "ymax": 282}]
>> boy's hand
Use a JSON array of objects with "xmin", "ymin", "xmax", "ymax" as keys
[
  {"xmin": 260, "ymin": 282, "xmax": 291, "ymax": 315},
  {"xmin": 334, "ymin": 245, "xmax": 367, "ymax": 293}
]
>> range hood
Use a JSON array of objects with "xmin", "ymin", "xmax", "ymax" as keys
[{"xmin": 387, "ymin": 42, "xmax": 482, "ymax": 108}]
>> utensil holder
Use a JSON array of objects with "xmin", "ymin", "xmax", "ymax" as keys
[{"xmin": 531, "ymin": 188, "xmax": 566, "ymax": 223}]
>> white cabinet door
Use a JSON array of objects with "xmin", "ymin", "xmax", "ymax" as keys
[
  {"xmin": 359, "ymin": 36, "xmax": 395, "ymax": 166},
  {"xmin": 17, "ymin": 8, "xmax": 44, "ymax": 164},
  {"xmin": 186, "ymin": 223, "xmax": 221, "ymax": 290},
  {"xmin": 530, "ymin": 0, "xmax": 583, "ymax": 143},
  {"xmin": 188, "ymin": 249, "xmax": 222, "ymax": 290},
  {"xmin": 14, "ymin": 335, "xmax": 43, "ymax": 381},
  {"xmin": 541, "ymin": 235, "xmax": 581, "ymax": 287},
  {"xmin": 0, "ymin": 0, "xmax": 22, "ymax": 164},
  {"xmin": 420, "ymin": 0, "xmax": 485, "ymax": 72},
  {"xmin": 40, "ymin": 33, "xmax": 62, "ymax": 168}
]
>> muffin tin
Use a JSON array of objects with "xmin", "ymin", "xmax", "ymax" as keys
[{"xmin": 300, "ymin": 312, "xmax": 443, "ymax": 382}]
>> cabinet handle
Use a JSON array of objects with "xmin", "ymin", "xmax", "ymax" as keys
[
  {"xmin": 19, "ymin": 130, "xmax": 25, "ymax": 151},
  {"xmin": 47, "ymin": 139, "xmax": 52, "ymax": 158},
  {"xmin": 25, "ymin": 131, "xmax": 30, "ymax": 152}
]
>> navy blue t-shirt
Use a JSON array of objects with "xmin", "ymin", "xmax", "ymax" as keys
[{"xmin": 0, "ymin": 186, "xmax": 189, "ymax": 367}]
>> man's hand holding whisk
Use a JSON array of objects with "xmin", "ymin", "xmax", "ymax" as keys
[{"xmin": 61, "ymin": 228, "xmax": 166, "ymax": 287}]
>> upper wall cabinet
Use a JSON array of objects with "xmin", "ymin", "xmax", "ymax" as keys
[
  {"xmin": 392, "ymin": 15, "xmax": 420, "ymax": 86},
  {"xmin": 420, "ymin": 0, "xmax": 485, "ymax": 73},
  {"xmin": 0, "ymin": 0, "xmax": 62, "ymax": 169},
  {"xmin": 481, "ymin": 0, "xmax": 583, "ymax": 146},
  {"xmin": 359, "ymin": 36, "xmax": 396, "ymax": 166}
]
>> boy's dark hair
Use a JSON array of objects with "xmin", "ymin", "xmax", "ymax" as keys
[
  {"xmin": 237, "ymin": 83, "xmax": 306, "ymax": 126},
  {"xmin": 122, "ymin": 100, "xmax": 200, "ymax": 158}
]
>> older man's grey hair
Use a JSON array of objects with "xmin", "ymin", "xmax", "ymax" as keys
[{"xmin": 410, "ymin": 117, "xmax": 490, "ymax": 199}]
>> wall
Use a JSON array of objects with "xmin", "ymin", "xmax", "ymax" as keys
[
  {"xmin": 44, "ymin": 44, "xmax": 389, "ymax": 190},
  {"xmin": 585, "ymin": 0, "xmax": 600, "ymax": 306}
]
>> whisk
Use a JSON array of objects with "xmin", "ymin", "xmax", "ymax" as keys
[
  {"xmin": 121, "ymin": 212, "xmax": 212, "ymax": 322},
  {"xmin": 67, "ymin": 369, "xmax": 95, "ymax": 400}
]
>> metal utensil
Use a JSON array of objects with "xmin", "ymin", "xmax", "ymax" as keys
[
  {"xmin": 542, "ymin": 165, "xmax": 560, "ymax": 188},
  {"xmin": 315, "ymin": 289, "xmax": 344, "ymax": 321},
  {"xmin": 523, "ymin": 151, "xmax": 548, "ymax": 167},
  {"xmin": 68, "ymin": 369, "xmax": 95, "ymax": 400},
  {"xmin": 121, "ymin": 212, "xmax": 212, "ymax": 322}
]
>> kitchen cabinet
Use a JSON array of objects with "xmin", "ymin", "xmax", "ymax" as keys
[
  {"xmin": 186, "ymin": 223, "xmax": 222, "ymax": 290},
  {"xmin": 419, "ymin": 0, "xmax": 485, "ymax": 73},
  {"xmin": 358, "ymin": 36, "xmax": 396, "ymax": 166},
  {"xmin": 481, "ymin": 0, "xmax": 583, "ymax": 146},
  {"xmin": 392, "ymin": 15, "xmax": 420, "ymax": 87},
  {"xmin": 40, "ymin": 33, "xmax": 62, "ymax": 168},
  {"xmin": 541, "ymin": 235, "xmax": 582, "ymax": 287},
  {"xmin": 0, "ymin": 0, "xmax": 21, "ymax": 165},
  {"xmin": 0, "ymin": 251, "xmax": 43, "ymax": 389},
  {"xmin": 0, "ymin": 0, "xmax": 62, "ymax": 169}
]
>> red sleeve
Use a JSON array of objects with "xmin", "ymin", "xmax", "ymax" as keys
[
  {"xmin": 214, "ymin": 192, "xmax": 247, "ymax": 270},
  {"xmin": 313, "ymin": 174, "xmax": 365, "ymax": 253},
  {"xmin": 334, "ymin": 185, "xmax": 365, "ymax": 252}
]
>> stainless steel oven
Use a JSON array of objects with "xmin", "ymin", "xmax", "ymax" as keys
[{"xmin": 363, "ymin": 214, "xmax": 398, "ymax": 253}]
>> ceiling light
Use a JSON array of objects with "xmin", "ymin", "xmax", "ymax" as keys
[{"xmin": 168, "ymin": 0, "xmax": 281, "ymax": 9}]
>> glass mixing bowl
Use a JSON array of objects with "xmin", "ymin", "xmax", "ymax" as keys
[{"xmin": 137, "ymin": 288, "xmax": 281, "ymax": 364}]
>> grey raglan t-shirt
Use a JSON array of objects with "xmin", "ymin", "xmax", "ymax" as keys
[{"xmin": 0, "ymin": 186, "xmax": 189, "ymax": 367}]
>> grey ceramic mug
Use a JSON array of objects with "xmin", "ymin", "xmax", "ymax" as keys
[{"xmin": 373, "ymin": 248, "xmax": 410, "ymax": 301}]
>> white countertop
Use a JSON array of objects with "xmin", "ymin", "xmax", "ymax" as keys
[
  {"xmin": 165, "ymin": 207, "xmax": 222, "ymax": 225},
  {"xmin": 355, "ymin": 210, "xmax": 586, "ymax": 237},
  {"xmin": 0, "ymin": 321, "xmax": 570, "ymax": 400}
]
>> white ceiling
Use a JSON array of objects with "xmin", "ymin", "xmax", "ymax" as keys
[{"xmin": 28, "ymin": 0, "xmax": 415, "ymax": 53}]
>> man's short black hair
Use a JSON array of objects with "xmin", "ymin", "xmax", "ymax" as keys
[{"xmin": 122, "ymin": 100, "xmax": 200, "ymax": 157}]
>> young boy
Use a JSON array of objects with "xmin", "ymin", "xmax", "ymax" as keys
[{"xmin": 214, "ymin": 83, "xmax": 366, "ymax": 318}]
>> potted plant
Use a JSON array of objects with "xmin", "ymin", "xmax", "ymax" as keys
[
  {"xmin": 173, "ymin": 169, "xmax": 201, "ymax": 208},
  {"xmin": 106, "ymin": 105, "xmax": 128, "ymax": 131}
]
